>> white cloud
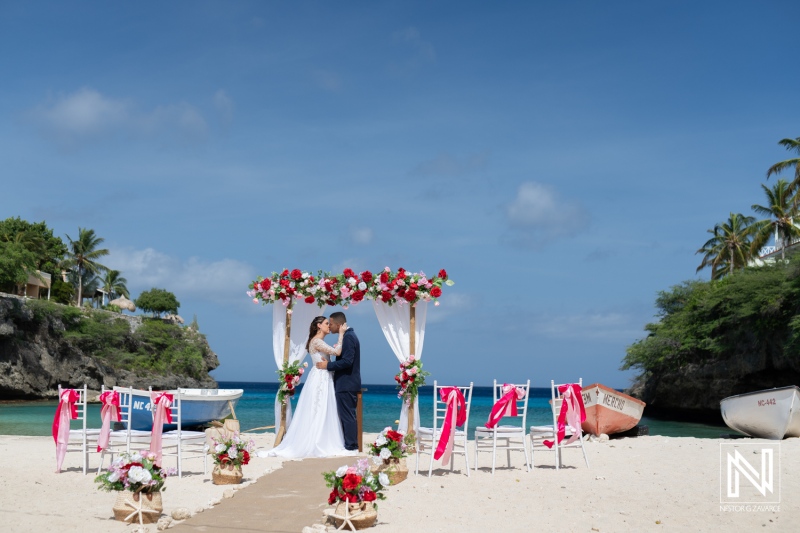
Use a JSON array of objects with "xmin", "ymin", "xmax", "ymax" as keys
[
  {"xmin": 106, "ymin": 247, "xmax": 257, "ymax": 306},
  {"xmin": 528, "ymin": 311, "xmax": 643, "ymax": 342},
  {"xmin": 349, "ymin": 226, "xmax": 373, "ymax": 245},
  {"xmin": 28, "ymin": 87, "xmax": 210, "ymax": 148},
  {"xmin": 410, "ymin": 151, "xmax": 489, "ymax": 178},
  {"xmin": 505, "ymin": 181, "xmax": 589, "ymax": 247}
]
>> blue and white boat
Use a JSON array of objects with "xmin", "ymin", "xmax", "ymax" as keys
[{"xmin": 129, "ymin": 388, "xmax": 243, "ymax": 431}]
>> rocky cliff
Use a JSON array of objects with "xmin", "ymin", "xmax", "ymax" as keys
[
  {"xmin": 0, "ymin": 294, "xmax": 219, "ymax": 399},
  {"xmin": 626, "ymin": 338, "xmax": 800, "ymax": 422}
]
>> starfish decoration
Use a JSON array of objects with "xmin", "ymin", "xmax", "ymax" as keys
[
  {"xmin": 122, "ymin": 494, "xmax": 161, "ymax": 525},
  {"xmin": 331, "ymin": 502, "xmax": 367, "ymax": 532}
]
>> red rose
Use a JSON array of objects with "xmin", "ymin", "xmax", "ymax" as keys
[
  {"xmin": 279, "ymin": 279, "xmax": 290, "ymax": 288},
  {"xmin": 396, "ymin": 288, "xmax": 405, "ymax": 298},
  {"xmin": 291, "ymin": 269, "xmax": 302, "ymax": 280},
  {"xmin": 397, "ymin": 268, "xmax": 406, "ymax": 279},
  {"xmin": 360, "ymin": 270, "xmax": 373, "ymax": 283},
  {"xmin": 309, "ymin": 275, "xmax": 315, "ymax": 283},
  {"xmin": 287, "ymin": 287, "xmax": 296, "ymax": 295},
  {"xmin": 404, "ymin": 290, "xmax": 416, "ymax": 302},
  {"xmin": 394, "ymin": 375, "xmax": 401, "ymax": 382},
  {"xmin": 242, "ymin": 450, "xmax": 250, "ymax": 465},
  {"xmin": 381, "ymin": 291, "xmax": 392, "ymax": 302},
  {"xmin": 342, "ymin": 473, "xmax": 362, "ymax": 491},
  {"xmin": 386, "ymin": 430, "xmax": 403, "ymax": 442},
  {"xmin": 279, "ymin": 293, "xmax": 287, "ymax": 301},
  {"xmin": 438, "ymin": 269, "xmax": 447, "ymax": 279},
  {"xmin": 352, "ymin": 290, "xmax": 365, "ymax": 302},
  {"xmin": 410, "ymin": 283, "xmax": 418, "ymax": 289},
  {"xmin": 328, "ymin": 489, "xmax": 339, "ymax": 505},
  {"xmin": 343, "ymin": 268, "xmax": 356, "ymax": 279},
  {"xmin": 260, "ymin": 279, "xmax": 272, "ymax": 291},
  {"xmin": 379, "ymin": 272, "xmax": 389, "ymax": 283},
  {"xmin": 362, "ymin": 489, "xmax": 377, "ymax": 502},
  {"xmin": 342, "ymin": 491, "xmax": 358, "ymax": 503},
  {"xmin": 304, "ymin": 295, "xmax": 315, "ymax": 304},
  {"xmin": 431, "ymin": 286, "xmax": 442, "ymax": 298},
  {"xmin": 281, "ymin": 269, "xmax": 289, "ymax": 277}
]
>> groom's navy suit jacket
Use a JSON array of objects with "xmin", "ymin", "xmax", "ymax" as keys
[{"xmin": 326, "ymin": 328, "xmax": 361, "ymax": 392}]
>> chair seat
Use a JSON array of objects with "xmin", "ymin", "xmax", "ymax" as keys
[
  {"xmin": 530, "ymin": 425, "xmax": 577, "ymax": 436},
  {"xmin": 69, "ymin": 428, "xmax": 102, "ymax": 436},
  {"xmin": 418, "ymin": 426, "xmax": 467, "ymax": 437},
  {"xmin": 476, "ymin": 425, "xmax": 524, "ymax": 434},
  {"xmin": 162, "ymin": 430, "xmax": 206, "ymax": 441}
]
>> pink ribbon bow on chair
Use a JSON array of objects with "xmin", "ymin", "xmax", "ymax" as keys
[
  {"xmin": 52, "ymin": 388, "xmax": 79, "ymax": 473},
  {"xmin": 434, "ymin": 387, "xmax": 466, "ymax": 464},
  {"xmin": 149, "ymin": 391, "xmax": 173, "ymax": 466},
  {"xmin": 96, "ymin": 390, "xmax": 122, "ymax": 452},
  {"xmin": 544, "ymin": 383, "xmax": 586, "ymax": 449},
  {"xmin": 485, "ymin": 384, "xmax": 525, "ymax": 429}
]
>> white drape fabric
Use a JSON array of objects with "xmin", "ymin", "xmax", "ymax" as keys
[
  {"xmin": 272, "ymin": 301, "xmax": 319, "ymax": 429},
  {"xmin": 372, "ymin": 300, "xmax": 428, "ymax": 434}
]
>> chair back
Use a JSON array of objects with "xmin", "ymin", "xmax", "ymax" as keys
[
  {"xmin": 492, "ymin": 379, "xmax": 530, "ymax": 428},
  {"xmin": 431, "ymin": 381, "xmax": 474, "ymax": 434},
  {"xmin": 550, "ymin": 378, "xmax": 583, "ymax": 426},
  {"xmin": 57, "ymin": 383, "xmax": 88, "ymax": 432}
]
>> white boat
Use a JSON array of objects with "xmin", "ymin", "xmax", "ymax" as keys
[
  {"xmin": 129, "ymin": 388, "xmax": 243, "ymax": 431},
  {"xmin": 720, "ymin": 386, "xmax": 800, "ymax": 440},
  {"xmin": 580, "ymin": 383, "xmax": 646, "ymax": 436}
]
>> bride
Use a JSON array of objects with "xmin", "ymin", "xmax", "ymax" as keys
[{"xmin": 269, "ymin": 316, "xmax": 354, "ymax": 458}]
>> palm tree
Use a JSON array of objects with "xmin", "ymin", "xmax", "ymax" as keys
[
  {"xmin": 767, "ymin": 137, "xmax": 800, "ymax": 196},
  {"xmin": 696, "ymin": 213, "xmax": 757, "ymax": 278},
  {"xmin": 102, "ymin": 269, "xmax": 129, "ymax": 303},
  {"xmin": 751, "ymin": 179, "xmax": 800, "ymax": 260},
  {"xmin": 62, "ymin": 228, "xmax": 109, "ymax": 306}
]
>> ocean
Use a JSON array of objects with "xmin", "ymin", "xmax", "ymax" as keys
[{"xmin": 0, "ymin": 381, "xmax": 728, "ymax": 438}]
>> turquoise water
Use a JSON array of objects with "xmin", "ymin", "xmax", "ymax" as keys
[{"xmin": 0, "ymin": 382, "xmax": 730, "ymax": 438}]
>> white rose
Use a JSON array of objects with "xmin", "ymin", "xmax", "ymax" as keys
[
  {"xmin": 127, "ymin": 466, "xmax": 151, "ymax": 484},
  {"xmin": 228, "ymin": 449, "xmax": 239, "ymax": 461},
  {"xmin": 215, "ymin": 443, "xmax": 226, "ymax": 454},
  {"xmin": 336, "ymin": 465, "xmax": 348, "ymax": 478},
  {"xmin": 371, "ymin": 455, "xmax": 383, "ymax": 466},
  {"xmin": 383, "ymin": 426, "xmax": 392, "ymax": 435},
  {"xmin": 129, "ymin": 452, "xmax": 143, "ymax": 463},
  {"xmin": 348, "ymin": 277, "xmax": 357, "ymax": 286},
  {"xmin": 378, "ymin": 472, "xmax": 390, "ymax": 487},
  {"xmin": 358, "ymin": 281, "xmax": 367, "ymax": 291},
  {"xmin": 379, "ymin": 448, "xmax": 391, "ymax": 460},
  {"xmin": 375, "ymin": 435, "xmax": 387, "ymax": 447},
  {"xmin": 107, "ymin": 470, "xmax": 120, "ymax": 483},
  {"xmin": 302, "ymin": 272, "xmax": 309, "ymax": 279}
]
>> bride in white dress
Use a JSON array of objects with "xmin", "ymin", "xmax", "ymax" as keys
[{"xmin": 269, "ymin": 316, "xmax": 353, "ymax": 458}]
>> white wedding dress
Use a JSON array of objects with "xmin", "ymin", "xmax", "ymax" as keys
[{"xmin": 268, "ymin": 337, "xmax": 352, "ymax": 458}]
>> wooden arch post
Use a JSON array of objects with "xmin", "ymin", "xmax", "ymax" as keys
[
  {"xmin": 274, "ymin": 298, "xmax": 293, "ymax": 446},
  {"xmin": 407, "ymin": 304, "xmax": 417, "ymax": 450}
]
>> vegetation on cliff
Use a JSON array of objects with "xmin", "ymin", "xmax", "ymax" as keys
[{"xmin": 623, "ymin": 253, "xmax": 800, "ymax": 378}]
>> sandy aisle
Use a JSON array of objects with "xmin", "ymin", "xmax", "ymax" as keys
[{"xmin": 1, "ymin": 434, "xmax": 797, "ymax": 532}]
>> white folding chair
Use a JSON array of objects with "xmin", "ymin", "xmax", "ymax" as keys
[
  {"xmin": 530, "ymin": 379, "xmax": 589, "ymax": 470},
  {"xmin": 58, "ymin": 384, "xmax": 101, "ymax": 475},
  {"xmin": 96, "ymin": 386, "xmax": 151, "ymax": 473},
  {"xmin": 415, "ymin": 381, "xmax": 474, "ymax": 477},
  {"xmin": 474, "ymin": 380, "xmax": 531, "ymax": 474},
  {"xmin": 158, "ymin": 388, "xmax": 208, "ymax": 478}
]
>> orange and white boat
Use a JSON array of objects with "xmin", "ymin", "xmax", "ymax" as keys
[{"xmin": 580, "ymin": 383, "xmax": 646, "ymax": 436}]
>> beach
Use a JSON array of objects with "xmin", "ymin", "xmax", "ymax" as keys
[{"xmin": 1, "ymin": 432, "xmax": 797, "ymax": 532}]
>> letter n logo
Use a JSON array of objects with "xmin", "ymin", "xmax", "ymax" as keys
[
  {"xmin": 720, "ymin": 443, "xmax": 780, "ymax": 504},
  {"xmin": 727, "ymin": 449, "xmax": 772, "ymax": 497}
]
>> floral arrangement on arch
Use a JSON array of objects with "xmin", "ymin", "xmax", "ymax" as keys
[
  {"xmin": 395, "ymin": 355, "xmax": 429, "ymax": 403},
  {"xmin": 323, "ymin": 458, "xmax": 389, "ymax": 506},
  {"xmin": 247, "ymin": 267, "xmax": 454, "ymax": 308},
  {"xmin": 94, "ymin": 451, "xmax": 175, "ymax": 493},
  {"xmin": 277, "ymin": 360, "xmax": 308, "ymax": 405},
  {"xmin": 210, "ymin": 432, "xmax": 255, "ymax": 467},
  {"xmin": 368, "ymin": 426, "xmax": 407, "ymax": 463}
]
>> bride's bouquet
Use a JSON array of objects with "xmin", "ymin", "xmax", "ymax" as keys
[{"xmin": 277, "ymin": 360, "xmax": 308, "ymax": 404}]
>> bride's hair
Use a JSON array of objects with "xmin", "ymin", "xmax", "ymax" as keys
[{"xmin": 306, "ymin": 316, "xmax": 327, "ymax": 351}]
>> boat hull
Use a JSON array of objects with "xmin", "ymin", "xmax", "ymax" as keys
[
  {"xmin": 581, "ymin": 383, "xmax": 646, "ymax": 436},
  {"xmin": 720, "ymin": 386, "xmax": 800, "ymax": 440},
  {"xmin": 129, "ymin": 389, "xmax": 243, "ymax": 431}
]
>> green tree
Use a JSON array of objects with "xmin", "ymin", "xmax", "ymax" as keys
[
  {"xmin": 0, "ymin": 217, "xmax": 67, "ymax": 275},
  {"xmin": 102, "ymin": 269, "xmax": 129, "ymax": 302},
  {"xmin": 0, "ymin": 241, "xmax": 39, "ymax": 293},
  {"xmin": 62, "ymin": 228, "xmax": 109, "ymax": 306},
  {"xmin": 51, "ymin": 278, "xmax": 74, "ymax": 305},
  {"xmin": 696, "ymin": 213, "xmax": 757, "ymax": 279},
  {"xmin": 135, "ymin": 288, "xmax": 180, "ymax": 317},
  {"xmin": 767, "ymin": 137, "xmax": 800, "ymax": 197},
  {"xmin": 751, "ymin": 179, "xmax": 800, "ymax": 261}
]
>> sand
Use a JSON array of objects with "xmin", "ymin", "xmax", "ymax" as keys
[{"xmin": 1, "ymin": 432, "xmax": 797, "ymax": 532}]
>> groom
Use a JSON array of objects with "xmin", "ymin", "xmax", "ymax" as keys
[{"xmin": 315, "ymin": 311, "xmax": 361, "ymax": 451}]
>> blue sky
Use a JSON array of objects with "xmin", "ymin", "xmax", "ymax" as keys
[{"xmin": 2, "ymin": 1, "xmax": 799, "ymax": 388}]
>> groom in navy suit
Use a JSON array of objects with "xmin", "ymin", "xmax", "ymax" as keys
[{"xmin": 314, "ymin": 311, "xmax": 361, "ymax": 451}]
